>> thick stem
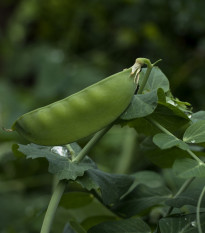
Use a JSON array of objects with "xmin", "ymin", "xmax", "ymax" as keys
[{"xmin": 40, "ymin": 180, "xmax": 66, "ymax": 233}]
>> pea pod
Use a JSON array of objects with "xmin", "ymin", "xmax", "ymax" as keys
[{"xmin": 12, "ymin": 66, "xmax": 138, "ymax": 146}]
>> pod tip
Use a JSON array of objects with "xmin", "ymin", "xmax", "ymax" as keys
[{"xmin": 2, "ymin": 127, "xmax": 13, "ymax": 132}]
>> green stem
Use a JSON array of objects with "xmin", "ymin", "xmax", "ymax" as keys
[
  {"xmin": 197, "ymin": 185, "xmax": 205, "ymax": 233},
  {"xmin": 115, "ymin": 127, "xmax": 137, "ymax": 174},
  {"xmin": 40, "ymin": 125, "xmax": 112, "ymax": 233},
  {"xmin": 186, "ymin": 149, "xmax": 203, "ymax": 164},
  {"xmin": 148, "ymin": 118, "xmax": 203, "ymax": 217},
  {"xmin": 66, "ymin": 144, "xmax": 76, "ymax": 160},
  {"xmin": 165, "ymin": 177, "xmax": 195, "ymax": 216},
  {"xmin": 148, "ymin": 118, "xmax": 174, "ymax": 137},
  {"xmin": 137, "ymin": 58, "xmax": 153, "ymax": 94},
  {"xmin": 148, "ymin": 118, "xmax": 203, "ymax": 163},
  {"xmin": 73, "ymin": 123, "xmax": 113, "ymax": 163},
  {"xmin": 40, "ymin": 180, "xmax": 67, "ymax": 233},
  {"xmin": 40, "ymin": 124, "xmax": 113, "ymax": 232}
]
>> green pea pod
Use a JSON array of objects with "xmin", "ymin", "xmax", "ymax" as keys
[{"xmin": 12, "ymin": 67, "xmax": 138, "ymax": 145}]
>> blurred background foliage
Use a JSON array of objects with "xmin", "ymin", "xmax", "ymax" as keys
[{"xmin": 1, "ymin": 0, "xmax": 205, "ymax": 232}]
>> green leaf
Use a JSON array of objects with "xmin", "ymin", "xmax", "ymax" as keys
[
  {"xmin": 0, "ymin": 193, "xmax": 49, "ymax": 231},
  {"xmin": 141, "ymin": 66, "xmax": 170, "ymax": 92},
  {"xmin": 113, "ymin": 184, "xmax": 172, "ymax": 217},
  {"xmin": 141, "ymin": 137, "xmax": 189, "ymax": 168},
  {"xmin": 132, "ymin": 170, "xmax": 164, "ymax": 188},
  {"xmin": 76, "ymin": 169, "xmax": 134, "ymax": 205},
  {"xmin": 63, "ymin": 222, "xmax": 86, "ymax": 233},
  {"xmin": 166, "ymin": 188, "xmax": 205, "ymax": 208},
  {"xmin": 155, "ymin": 101, "xmax": 189, "ymax": 120},
  {"xmin": 126, "ymin": 101, "xmax": 190, "ymax": 137},
  {"xmin": 17, "ymin": 143, "xmax": 96, "ymax": 180},
  {"xmin": 191, "ymin": 111, "xmax": 205, "ymax": 123},
  {"xmin": 55, "ymin": 192, "xmax": 116, "ymax": 229},
  {"xmin": 122, "ymin": 171, "xmax": 164, "ymax": 199},
  {"xmin": 0, "ymin": 141, "xmax": 16, "ymax": 163},
  {"xmin": 62, "ymin": 223, "xmax": 76, "ymax": 233},
  {"xmin": 81, "ymin": 216, "xmax": 117, "ymax": 231},
  {"xmin": 159, "ymin": 213, "xmax": 205, "ymax": 233},
  {"xmin": 153, "ymin": 133, "xmax": 189, "ymax": 150},
  {"xmin": 173, "ymin": 158, "xmax": 205, "ymax": 178},
  {"xmin": 120, "ymin": 89, "xmax": 158, "ymax": 120},
  {"xmin": 183, "ymin": 120, "xmax": 205, "ymax": 143},
  {"xmin": 88, "ymin": 217, "xmax": 151, "ymax": 233},
  {"xmin": 165, "ymin": 92, "xmax": 192, "ymax": 115},
  {"xmin": 126, "ymin": 117, "xmax": 161, "ymax": 136},
  {"xmin": 157, "ymin": 88, "xmax": 166, "ymax": 102},
  {"xmin": 60, "ymin": 192, "xmax": 93, "ymax": 209}
]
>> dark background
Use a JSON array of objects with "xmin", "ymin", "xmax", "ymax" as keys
[{"xmin": 0, "ymin": 0, "xmax": 205, "ymax": 232}]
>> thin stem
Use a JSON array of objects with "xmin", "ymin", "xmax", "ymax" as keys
[
  {"xmin": 175, "ymin": 177, "xmax": 195, "ymax": 198},
  {"xmin": 152, "ymin": 59, "xmax": 162, "ymax": 66},
  {"xmin": 165, "ymin": 177, "xmax": 195, "ymax": 216},
  {"xmin": 73, "ymin": 123, "xmax": 113, "ymax": 163},
  {"xmin": 197, "ymin": 185, "xmax": 205, "ymax": 233},
  {"xmin": 137, "ymin": 58, "xmax": 153, "ymax": 94},
  {"xmin": 40, "ymin": 180, "xmax": 66, "ymax": 233},
  {"xmin": 148, "ymin": 118, "xmax": 174, "ymax": 137},
  {"xmin": 66, "ymin": 144, "xmax": 76, "ymax": 160},
  {"xmin": 148, "ymin": 118, "xmax": 203, "ymax": 164},
  {"xmin": 186, "ymin": 149, "xmax": 203, "ymax": 164}
]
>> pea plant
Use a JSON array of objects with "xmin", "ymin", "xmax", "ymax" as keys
[{"xmin": 11, "ymin": 58, "xmax": 205, "ymax": 233}]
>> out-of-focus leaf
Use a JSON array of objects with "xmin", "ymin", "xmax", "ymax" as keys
[
  {"xmin": 0, "ymin": 193, "xmax": 48, "ymax": 231},
  {"xmin": 54, "ymin": 192, "xmax": 116, "ymax": 226},
  {"xmin": 60, "ymin": 192, "xmax": 93, "ymax": 209},
  {"xmin": 69, "ymin": 221, "xmax": 87, "ymax": 233},
  {"xmin": 113, "ymin": 184, "xmax": 172, "ymax": 217},
  {"xmin": 159, "ymin": 213, "xmax": 205, "ymax": 233},
  {"xmin": 62, "ymin": 222, "xmax": 86, "ymax": 233},
  {"xmin": 166, "ymin": 188, "xmax": 205, "ymax": 208},
  {"xmin": 132, "ymin": 170, "xmax": 164, "ymax": 188},
  {"xmin": 81, "ymin": 216, "xmax": 117, "ymax": 231},
  {"xmin": 88, "ymin": 217, "xmax": 151, "ymax": 233},
  {"xmin": 0, "ymin": 141, "xmax": 16, "ymax": 163},
  {"xmin": 123, "ymin": 170, "xmax": 165, "ymax": 198},
  {"xmin": 141, "ymin": 137, "xmax": 189, "ymax": 168}
]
